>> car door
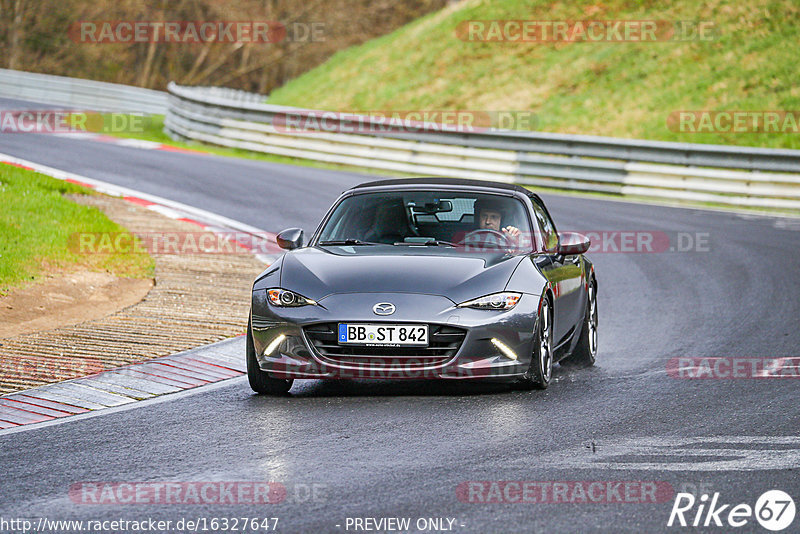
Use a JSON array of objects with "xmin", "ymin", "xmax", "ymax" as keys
[{"xmin": 529, "ymin": 196, "xmax": 586, "ymax": 347}]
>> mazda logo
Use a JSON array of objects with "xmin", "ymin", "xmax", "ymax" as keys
[{"xmin": 373, "ymin": 302, "xmax": 396, "ymax": 316}]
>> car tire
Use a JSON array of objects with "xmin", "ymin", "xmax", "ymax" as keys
[
  {"xmin": 246, "ymin": 317, "xmax": 293, "ymax": 395},
  {"xmin": 513, "ymin": 296, "xmax": 553, "ymax": 391},
  {"xmin": 562, "ymin": 279, "xmax": 597, "ymax": 368}
]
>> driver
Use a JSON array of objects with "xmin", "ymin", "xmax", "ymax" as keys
[{"xmin": 474, "ymin": 198, "xmax": 520, "ymax": 239}]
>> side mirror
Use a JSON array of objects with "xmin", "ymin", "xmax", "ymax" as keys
[
  {"xmin": 557, "ymin": 231, "xmax": 590, "ymax": 255},
  {"xmin": 276, "ymin": 228, "xmax": 304, "ymax": 250}
]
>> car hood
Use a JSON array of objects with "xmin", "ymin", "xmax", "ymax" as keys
[{"xmin": 279, "ymin": 246, "xmax": 525, "ymax": 304}]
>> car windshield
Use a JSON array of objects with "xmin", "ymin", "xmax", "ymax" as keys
[{"xmin": 316, "ymin": 191, "xmax": 535, "ymax": 253}]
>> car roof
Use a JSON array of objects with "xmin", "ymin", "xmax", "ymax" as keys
[{"xmin": 349, "ymin": 177, "xmax": 539, "ymax": 199}]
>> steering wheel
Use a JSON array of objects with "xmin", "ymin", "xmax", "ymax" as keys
[{"xmin": 458, "ymin": 229, "xmax": 511, "ymax": 249}]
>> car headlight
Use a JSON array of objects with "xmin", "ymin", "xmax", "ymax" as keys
[
  {"xmin": 267, "ymin": 288, "xmax": 317, "ymax": 307},
  {"xmin": 457, "ymin": 292, "xmax": 521, "ymax": 310}
]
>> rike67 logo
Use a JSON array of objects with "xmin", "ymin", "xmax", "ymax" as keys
[{"xmin": 668, "ymin": 490, "xmax": 795, "ymax": 531}]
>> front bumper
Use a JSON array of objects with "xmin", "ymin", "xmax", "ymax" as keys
[{"xmin": 251, "ymin": 291, "xmax": 539, "ymax": 381}]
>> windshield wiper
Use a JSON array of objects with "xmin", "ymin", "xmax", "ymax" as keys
[
  {"xmin": 393, "ymin": 240, "xmax": 458, "ymax": 247},
  {"xmin": 318, "ymin": 239, "xmax": 379, "ymax": 246}
]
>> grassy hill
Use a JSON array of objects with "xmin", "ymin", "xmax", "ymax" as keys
[
  {"xmin": 267, "ymin": 0, "xmax": 800, "ymax": 149},
  {"xmin": 0, "ymin": 164, "xmax": 153, "ymax": 294}
]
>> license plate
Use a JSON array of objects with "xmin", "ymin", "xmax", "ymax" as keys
[{"xmin": 338, "ymin": 324, "xmax": 428, "ymax": 346}]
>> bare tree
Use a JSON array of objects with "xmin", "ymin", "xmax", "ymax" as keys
[
  {"xmin": 0, "ymin": 0, "xmax": 448, "ymax": 91},
  {"xmin": 6, "ymin": 0, "xmax": 25, "ymax": 69}
]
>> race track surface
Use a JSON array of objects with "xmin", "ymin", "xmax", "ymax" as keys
[{"xmin": 1, "ymin": 98, "xmax": 799, "ymax": 533}]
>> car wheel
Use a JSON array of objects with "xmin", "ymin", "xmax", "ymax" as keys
[
  {"xmin": 514, "ymin": 296, "xmax": 553, "ymax": 390},
  {"xmin": 246, "ymin": 317, "xmax": 293, "ymax": 395},
  {"xmin": 562, "ymin": 280, "xmax": 597, "ymax": 368}
]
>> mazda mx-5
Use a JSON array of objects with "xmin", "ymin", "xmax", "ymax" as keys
[{"xmin": 247, "ymin": 178, "xmax": 597, "ymax": 394}]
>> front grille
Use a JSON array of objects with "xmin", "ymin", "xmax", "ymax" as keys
[{"xmin": 303, "ymin": 323, "xmax": 466, "ymax": 368}]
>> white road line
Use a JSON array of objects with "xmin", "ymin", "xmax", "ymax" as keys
[
  {"xmin": 0, "ymin": 151, "xmax": 276, "ymax": 246},
  {"xmin": 0, "ymin": 337, "xmax": 247, "ymax": 434},
  {"xmin": 534, "ymin": 436, "xmax": 800, "ymax": 472}
]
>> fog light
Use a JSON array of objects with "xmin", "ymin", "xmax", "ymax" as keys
[
  {"xmin": 491, "ymin": 338, "xmax": 518, "ymax": 361},
  {"xmin": 265, "ymin": 334, "xmax": 286, "ymax": 356}
]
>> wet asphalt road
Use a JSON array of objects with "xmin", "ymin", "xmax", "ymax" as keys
[{"xmin": 1, "ymin": 98, "xmax": 799, "ymax": 533}]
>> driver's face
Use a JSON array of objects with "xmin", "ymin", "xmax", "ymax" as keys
[{"xmin": 478, "ymin": 209, "xmax": 502, "ymax": 231}]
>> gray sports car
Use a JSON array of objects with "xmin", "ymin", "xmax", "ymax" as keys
[{"xmin": 247, "ymin": 178, "xmax": 597, "ymax": 394}]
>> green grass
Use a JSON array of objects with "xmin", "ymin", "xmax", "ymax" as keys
[
  {"xmin": 105, "ymin": 2, "xmax": 800, "ymax": 217},
  {"xmin": 0, "ymin": 164, "xmax": 154, "ymax": 295},
  {"xmin": 266, "ymin": 0, "xmax": 800, "ymax": 150}
]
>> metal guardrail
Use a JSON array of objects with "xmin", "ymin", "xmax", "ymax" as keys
[
  {"xmin": 165, "ymin": 83, "xmax": 800, "ymax": 210},
  {"xmin": 0, "ymin": 69, "xmax": 168, "ymax": 114},
  {"xmin": 5, "ymin": 69, "xmax": 796, "ymax": 209}
]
